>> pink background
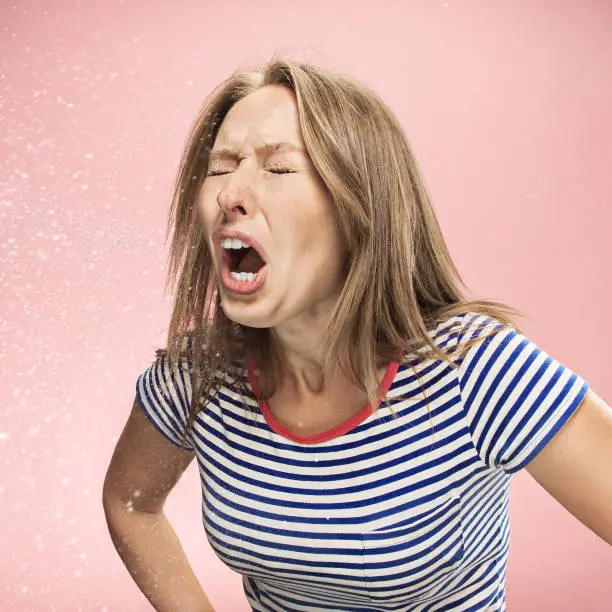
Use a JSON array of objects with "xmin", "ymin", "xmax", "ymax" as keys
[{"xmin": 1, "ymin": 0, "xmax": 611, "ymax": 610}]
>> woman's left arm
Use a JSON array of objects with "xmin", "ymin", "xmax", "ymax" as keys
[{"xmin": 526, "ymin": 389, "xmax": 612, "ymax": 546}]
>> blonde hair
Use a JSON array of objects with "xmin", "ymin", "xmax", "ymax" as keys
[{"xmin": 154, "ymin": 59, "xmax": 523, "ymax": 447}]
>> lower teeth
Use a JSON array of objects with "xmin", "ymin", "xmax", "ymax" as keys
[{"xmin": 230, "ymin": 271, "xmax": 256, "ymax": 283}]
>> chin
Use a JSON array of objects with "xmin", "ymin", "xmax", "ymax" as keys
[{"xmin": 219, "ymin": 296, "xmax": 276, "ymax": 330}]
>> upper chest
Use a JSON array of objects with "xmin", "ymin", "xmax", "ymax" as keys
[
  {"xmin": 264, "ymin": 365, "xmax": 393, "ymax": 438},
  {"xmin": 265, "ymin": 383, "xmax": 370, "ymax": 437}
]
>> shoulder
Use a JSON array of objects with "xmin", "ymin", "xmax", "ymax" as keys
[
  {"xmin": 452, "ymin": 312, "xmax": 511, "ymax": 352},
  {"xmin": 401, "ymin": 311, "xmax": 511, "ymax": 366}
]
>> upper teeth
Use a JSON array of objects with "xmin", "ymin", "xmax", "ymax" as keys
[{"xmin": 221, "ymin": 238, "xmax": 251, "ymax": 250}]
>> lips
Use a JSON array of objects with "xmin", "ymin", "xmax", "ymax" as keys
[
  {"xmin": 220, "ymin": 261, "xmax": 267, "ymax": 295},
  {"xmin": 213, "ymin": 227, "xmax": 269, "ymax": 296},
  {"xmin": 213, "ymin": 228, "xmax": 268, "ymax": 265}
]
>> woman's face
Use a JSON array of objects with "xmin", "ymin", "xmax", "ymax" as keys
[{"xmin": 198, "ymin": 84, "xmax": 346, "ymax": 331}]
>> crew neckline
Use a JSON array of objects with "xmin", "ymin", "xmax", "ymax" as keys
[{"xmin": 247, "ymin": 358, "xmax": 400, "ymax": 445}]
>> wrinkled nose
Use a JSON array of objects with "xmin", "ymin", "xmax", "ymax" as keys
[
  {"xmin": 217, "ymin": 186, "xmax": 247, "ymax": 216},
  {"xmin": 216, "ymin": 170, "xmax": 256, "ymax": 218}
]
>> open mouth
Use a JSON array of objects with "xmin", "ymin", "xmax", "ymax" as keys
[
  {"xmin": 219, "ymin": 238, "xmax": 268, "ymax": 293},
  {"xmin": 226, "ymin": 245, "xmax": 265, "ymax": 279}
]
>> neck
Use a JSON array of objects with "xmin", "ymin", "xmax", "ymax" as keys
[
  {"xmin": 261, "ymin": 294, "xmax": 341, "ymax": 394},
  {"xmin": 268, "ymin": 330, "xmax": 389, "ymax": 398},
  {"xmin": 271, "ymin": 327, "xmax": 333, "ymax": 395}
]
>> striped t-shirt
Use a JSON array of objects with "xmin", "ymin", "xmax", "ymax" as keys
[{"xmin": 136, "ymin": 312, "xmax": 589, "ymax": 611}]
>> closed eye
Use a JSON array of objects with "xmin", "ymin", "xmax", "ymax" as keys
[
  {"xmin": 206, "ymin": 167, "xmax": 295, "ymax": 177},
  {"xmin": 268, "ymin": 168, "xmax": 294, "ymax": 174}
]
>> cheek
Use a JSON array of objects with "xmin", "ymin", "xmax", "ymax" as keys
[
  {"xmin": 198, "ymin": 189, "xmax": 220, "ymax": 233},
  {"xmin": 281, "ymin": 194, "xmax": 341, "ymax": 266},
  {"xmin": 289, "ymin": 227, "xmax": 344, "ymax": 283}
]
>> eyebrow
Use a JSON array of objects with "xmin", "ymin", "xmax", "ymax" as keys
[{"xmin": 208, "ymin": 142, "xmax": 306, "ymax": 164}]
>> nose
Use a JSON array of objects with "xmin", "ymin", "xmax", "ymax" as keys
[{"xmin": 216, "ymin": 168, "xmax": 256, "ymax": 218}]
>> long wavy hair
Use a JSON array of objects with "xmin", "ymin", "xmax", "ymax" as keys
[{"xmin": 152, "ymin": 59, "xmax": 524, "ymax": 448}]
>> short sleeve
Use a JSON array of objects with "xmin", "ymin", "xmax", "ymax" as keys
[
  {"xmin": 135, "ymin": 351, "xmax": 195, "ymax": 452},
  {"xmin": 456, "ymin": 314, "xmax": 589, "ymax": 473}
]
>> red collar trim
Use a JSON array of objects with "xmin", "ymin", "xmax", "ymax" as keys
[{"xmin": 247, "ymin": 358, "xmax": 400, "ymax": 445}]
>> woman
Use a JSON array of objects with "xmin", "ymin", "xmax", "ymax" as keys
[{"xmin": 102, "ymin": 59, "xmax": 612, "ymax": 611}]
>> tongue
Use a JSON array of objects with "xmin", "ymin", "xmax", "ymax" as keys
[{"xmin": 238, "ymin": 248, "xmax": 265, "ymax": 274}]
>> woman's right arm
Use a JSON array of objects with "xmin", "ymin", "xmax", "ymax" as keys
[{"xmin": 102, "ymin": 397, "xmax": 216, "ymax": 612}]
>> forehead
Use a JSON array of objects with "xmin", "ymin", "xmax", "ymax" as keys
[{"xmin": 213, "ymin": 85, "xmax": 303, "ymax": 150}]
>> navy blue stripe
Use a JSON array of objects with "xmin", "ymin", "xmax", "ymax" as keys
[
  {"xmin": 482, "ymin": 348, "xmax": 544, "ymax": 465},
  {"xmin": 205, "ymin": 528, "xmax": 365, "ymax": 573},
  {"xmin": 136, "ymin": 385, "xmax": 186, "ymax": 449},
  {"xmin": 137, "ymin": 368, "xmax": 190, "ymax": 448},
  {"xmin": 504, "ymin": 378, "xmax": 588, "ymax": 473},
  {"xmin": 152, "ymin": 358, "xmax": 188, "ymax": 424},
  {"xmin": 427, "ymin": 563, "xmax": 500, "ymax": 611},
  {"xmin": 260, "ymin": 587, "xmax": 372, "ymax": 611},
  {"xmin": 198, "ymin": 416, "xmax": 468, "ymax": 494},
  {"xmin": 201, "ymin": 448, "xmax": 477, "ymax": 514},
  {"xmin": 473, "ymin": 338, "xmax": 530, "ymax": 458}
]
